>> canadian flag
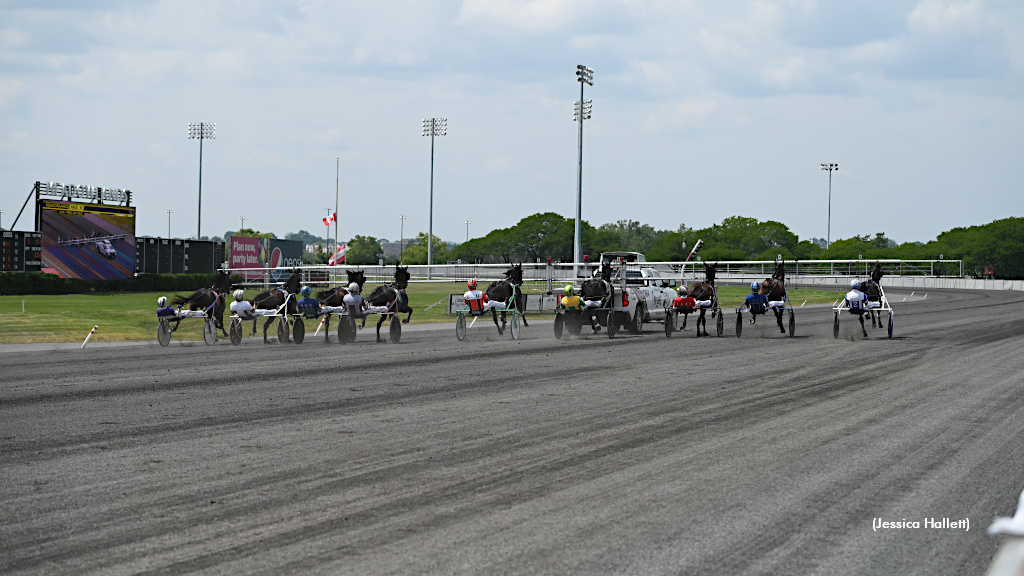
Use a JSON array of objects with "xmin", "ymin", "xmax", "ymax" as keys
[
  {"xmin": 323, "ymin": 212, "xmax": 336, "ymax": 227},
  {"xmin": 329, "ymin": 243, "xmax": 347, "ymax": 266}
]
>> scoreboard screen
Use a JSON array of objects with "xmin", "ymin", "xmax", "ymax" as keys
[{"xmin": 0, "ymin": 231, "xmax": 42, "ymax": 273}]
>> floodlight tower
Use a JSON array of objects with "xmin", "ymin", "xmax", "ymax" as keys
[
  {"xmin": 465, "ymin": 220, "xmax": 471, "ymax": 242},
  {"xmin": 422, "ymin": 118, "xmax": 447, "ymax": 277},
  {"xmin": 399, "ymin": 215, "xmax": 406, "ymax": 262},
  {"xmin": 574, "ymin": 65, "xmax": 594, "ymax": 273},
  {"xmin": 166, "ymin": 210, "xmax": 172, "ymax": 238},
  {"xmin": 821, "ymin": 163, "xmax": 839, "ymax": 248},
  {"xmin": 188, "ymin": 122, "xmax": 216, "ymax": 239}
]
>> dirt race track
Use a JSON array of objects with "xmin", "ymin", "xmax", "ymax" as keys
[{"xmin": 2, "ymin": 288, "xmax": 1023, "ymax": 575}]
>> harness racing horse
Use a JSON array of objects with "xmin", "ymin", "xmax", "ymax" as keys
[
  {"xmin": 859, "ymin": 262, "xmax": 885, "ymax": 330},
  {"xmin": 364, "ymin": 266, "xmax": 414, "ymax": 342},
  {"xmin": 681, "ymin": 262, "xmax": 718, "ymax": 337},
  {"xmin": 249, "ymin": 268, "xmax": 302, "ymax": 343},
  {"xmin": 758, "ymin": 260, "xmax": 788, "ymax": 334},
  {"xmin": 485, "ymin": 264, "xmax": 529, "ymax": 335},
  {"xmin": 315, "ymin": 270, "xmax": 366, "ymax": 342},
  {"xmin": 170, "ymin": 270, "xmax": 233, "ymax": 336},
  {"xmin": 579, "ymin": 262, "xmax": 614, "ymax": 333}
]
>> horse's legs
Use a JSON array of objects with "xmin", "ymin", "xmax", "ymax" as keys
[
  {"xmin": 698, "ymin": 310, "xmax": 707, "ymax": 336},
  {"xmin": 520, "ymin": 294, "xmax": 529, "ymax": 327},
  {"xmin": 491, "ymin": 310, "xmax": 503, "ymax": 335},
  {"xmin": 859, "ymin": 313, "xmax": 868, "ymax": 337},
  {"xmin": 263, "ymin": 317, "xmax": 274, "ymax": 343},
  {"xmin": 249, "ymin": 319, "xmax": 257, "ymax": 337},
  {"xmin": 323, "ymin": 314, "xmax": 331, "ymax": 342},
  {"xmin": 376, "ymin": 315, "xmax": 386, "ymax": 343},
  {"xmin": 402, "ymin": 300, "xmax": 413, "ymax": 324},
  {"xmin": 681, "ymin": 313, "xmax": 689, "ymax": 330},
  {"xmin": 776, "ymin": 308, "xmax": 786, "ymax": 333}
]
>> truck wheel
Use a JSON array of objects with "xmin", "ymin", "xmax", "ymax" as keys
[{"xmin": 630, "ymin": 305, "xmax": 643, "ymax": 335}]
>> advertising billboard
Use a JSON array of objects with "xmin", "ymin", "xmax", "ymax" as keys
[
  {"xmin": 229, "ymin": 236, "xmax": 303, "ymax": 280},
  {"xmin": 37, "ymin": 200, "xmax": 136, "ymax": 279}
]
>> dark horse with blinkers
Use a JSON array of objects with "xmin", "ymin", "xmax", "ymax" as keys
[
  {"xmin": 364, "ymin": 265, "xmax": 414, "ymax": 342},
  {"xmin": 680, "ymin": 262, "xmax": 719, "ymax": 337},
  {"xmin": 758, "ymin": 260, "xmax": 788, "ymax": 334},
  {"xmin": 854, "ymin": 262, "xmax": 886, "ymax": 333},
  {"xmin": 249, "ymin": 268, "xmax": 302, "ymax": 343},
  {"xmin": 579, "ymin": 261, "xmax": 613, "ymax": 333},
  {"xmin": 170, "ymin": 270, "xmax": 234, "ymax": 336},
  {"xmin": 485, "ymin": 264, "xmax": 529, "ymax": 335},
  {"xmin": 315, "ymin": 270, "xmax": 367, "ymax": 343}
]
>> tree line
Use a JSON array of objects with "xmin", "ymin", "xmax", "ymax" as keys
[{"xmin": 232, "ymin": 214, "xmax": 1024, "ymax": 279}]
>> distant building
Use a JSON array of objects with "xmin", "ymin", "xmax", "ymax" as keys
[{"xmin": 380, "ymin": 241, "xmax": 402, "ymax": 259}]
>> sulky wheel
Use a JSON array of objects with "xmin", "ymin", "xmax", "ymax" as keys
[
  {"xmin": 788, "ymin": 310, "xmax": 795, "ymax": 338},
  {"xmin": 553, "ymin": 312, "xmax": 564, "ymax": 340},
  {"xmin": 203, "ymin": 317, "xmax": 217, "ymax": 345},
  {"xmin": 735, "ymin": 311, "xmax": 743, "ymax": 338},
  {"xmin": 157, "ymin": 319, "xmax": 172, "ymax": 347},
  {"xmin": 664, "ymin": 310, "xmax": 675, "ymax": 337},
  {"xmin": 389, "ymin": 315, "xmax": 402, "ymax": 343},
  {"xmin": 833, "ymin": 311, "xmax": 840, "ymax": 339},
  {"xmin": 230, "ymin": 318, "xmax": 242, "ymax": 346},
  {"xmin": 510, "ymin": 312, "xmax": 521, "ymax": 340},
  {"xmin": 276, "ymin": 317, "xmax": 289, "ymax": 344},
  {"xmin": 455, "ymin": 313, "xmax": 467, "ymax": 341},
  {"xmin": 292, "ymin": 318, "xmax": 305, "ymax": 344},
  {"xmin": 888, "ymin": 313, "xmax": 894, "ymax": 340},
  {"xmin": 607, "ymin": 312, "xmax": 618, "ymax": 339},
  {"xmin": 716, "ymin": 310, "xmax": 724, "ymax": 337}
]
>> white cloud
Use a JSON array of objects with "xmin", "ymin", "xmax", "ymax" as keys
[
  {"xmin": 0, "ymin": 79, "xmax": 26, "ymax": 109},
  {"xmin": 643, "ymin": 98, "xmax": 718, "ymax": 133},
  {"xmin": 909, "ymin": 0, "xmax": 982, "ymax": 33},
  {"xmin": 457, "ymin": 0, "xmax": 584, "ymax": 32}
]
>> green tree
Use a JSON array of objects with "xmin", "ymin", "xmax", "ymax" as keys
[
  {"xmin": 345, "ymin": 235, "xmax": 382, "ymax": 265},
  {"xmin": 597, "ymin": 220, "xmax": 661, "ymax": 253},
  {"xmin": 401, "ymin": 233, "xmax": 450, "ymax": 265},
  {"xmin": 647, "ymin": 232, "xmax": 689, "ymax": 261}
]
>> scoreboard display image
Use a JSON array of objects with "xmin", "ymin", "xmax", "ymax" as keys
[
  {"xmin": 37, "ymin": 200, "xmax": 136, "ymax": 280},
  {"xmin": 0, "ymin": 231, "xmax": 42, "ymax": 273}
]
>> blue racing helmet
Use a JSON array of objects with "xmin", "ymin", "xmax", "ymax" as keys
[
  {"xmin": 751, "ymin": 281, "xmax": 760, "ymax": 292},
  {"xmin": 300, "ymin": 286, "xmax": 312, "ymax": 298}
]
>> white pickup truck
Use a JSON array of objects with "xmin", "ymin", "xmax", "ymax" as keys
[{"xmin": 597, "ymin": 252, "xmax": 678, "ymax": 336}]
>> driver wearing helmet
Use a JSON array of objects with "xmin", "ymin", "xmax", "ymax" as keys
[
  {"xmin": 229, "ymin": 289, "xmax": 256, "ymax": 320},
  {"xmin": 463, "ymin": 279, "xmax": 505, "ymax": 313},
  {"xmin": 342, "ymin": 282, "xmax": 390, "ymax": 319},
  {"xmin": 845, "ymin": 279, "xmax": 868, "ymax": 313},
  {"xmin": 742, "ymin": 281, "xmax": 769, "ymax": 315},
  {"xmin": 297, "ymin": 285, "xmax": 321, "ymax": 318},
  {"xmin": 559, "ymin": 285, "xmax": 585, "ymax": 312},
  {"xmin": 156, "ymin": 296, "xmax": 177, "ymax": 318}
]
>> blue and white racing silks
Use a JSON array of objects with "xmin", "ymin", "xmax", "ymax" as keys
[{"xmin": 846, "ymin": 289, "xmax": 868, "ymax": 311}]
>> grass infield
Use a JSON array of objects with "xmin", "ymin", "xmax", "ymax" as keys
[{"xmin": 0, "ymin": 282, "xmax": 843, "ymax": 344}]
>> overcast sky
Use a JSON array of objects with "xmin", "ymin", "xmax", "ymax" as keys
[{"xmin": 2, "ymin": 0, "xmax": 1022, "ymax": 246}]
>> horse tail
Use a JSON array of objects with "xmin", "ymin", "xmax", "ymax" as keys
[{"xmin": 169, "ymin": 294, "xmax": 191, "ymax": 306}]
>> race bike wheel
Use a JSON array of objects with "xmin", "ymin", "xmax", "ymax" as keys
[
  {"xmin": 716, "ymin": 310, "xmax": 724, "ymax": 337},
  {"xmin": 230, "ymin": 318, "xmax": 242, "ymax": 346},
  {"xmin": 389, "ymin": 315, "xmax": 402, "ymax": 344},
  {"xmin": 888, "ymin": 313, "xmax": 894, "ymax": 339},
  {"xmin": 553, "ymin": 312, "xmax": 564, "ymax": 340},
  {"xmin": 833, "ymin": 312, "xmax": 840, "ymax": 339},
  {"xmin": 607, "ymin": 312, "xmax": 618, "ymax": 339},
  {"xmin": 157, "ymin": 319, "xmax": 171, "ymax": 347},
  {"xmin": 203, "ymin": 317, "xmax": 217, "ymax": 345},
  {"xmin": 664, "ymin": 310, "xmax": 675, "ymax": 337},
  {"xmin": 788, "ymin": 310, "xmax": 795, "ymax": 338},
  {"xmin": 456, "ymin": 313, "xmax": 467, "ymax": 341},
  {"xmin": 293, "ymin": 318, "xmax": 305, "ymax": 344},
  {"xmin": 276, "ymin": 317, "xmax": 289, "ymax": 344},
  {"xmin": 510, "ymin": 312, "xmax": 521, "ymax": 340},
  {"xmin": 735, "ymin": 311, "xmax": 743, "ymax": 338}
]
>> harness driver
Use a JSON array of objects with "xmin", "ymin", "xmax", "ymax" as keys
[
  {"xmin": 742, "ymin": 281, "xmax": 769, "ymax": 321},
  {"xmin": 229, "ymin": 289, "xmax": 256, "ymax": 320},
  {"xmin": 296, "ymin": 285, "xmax": 322, "ymax": 318},
  {"xmin": 560, "ymin": 285, "xmax": 586, "ymax": 311},
  {"xmin": 845, "ymin": 279, "xmax": 868, "ymax": 314},
  {"xmin": 463, "ymin": 279, "xmax": 505, "ymax": 313}
]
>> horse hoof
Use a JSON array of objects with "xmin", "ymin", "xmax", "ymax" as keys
[{"xmin": 402, "ymin": 320, "xmax": 410, "ymax": 324}]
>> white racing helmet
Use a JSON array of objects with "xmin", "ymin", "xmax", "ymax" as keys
[
  {"xmin": 348, "ymin": 282, "xmax": 361, "ymax": 294},
  {"xmin": 850, "ymin": 279, "xmax": 860, "ymax": 289},
  {"xmin": 157, "ymin": 296, "xmax": 167, "ymax": 307},
  {"xmin": 234, "ymin": 289, "xmax": 245, "ymax": 301}
]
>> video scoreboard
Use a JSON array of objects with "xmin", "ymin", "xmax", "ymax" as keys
[{"xmin": 1, "ymin": 231, "xmax": 42, "ymax": 272}]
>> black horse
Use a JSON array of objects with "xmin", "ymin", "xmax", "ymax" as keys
[
  {"xmin": 485, "ymin": 264, "xmax": 529, "ymax": 335},
  {"xmin": 681, "ymin": 262, "xmax": 718, "ymax": 337},
  {"xmin": 579, "ymin": 262, "xmax": 613, "ymax": 333},
  {"xmin": 316, "ymin": 270, "xmax": 366, "ymax": 342},
  {"xmin": 170, "ymin": 270, "xmax": 233, "ymax": 336},
  {"xmin": 758, "ymin": 260, "xmax": 787, "ymax": 333},
  {"xmin": 250, "ymin": 268, "xmax": 302, "ymax": 343},
  {"xmin": 364, "ymin": 266, "xmax": 414, "ymax": 342},
  {"xmin": 857, "ymin": 262, "xmax": 885, "ymax": 330}
]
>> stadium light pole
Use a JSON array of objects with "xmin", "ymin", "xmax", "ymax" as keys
[
  {"xmin": 188, "ymin": 122, "xmax": 215, "ymax": 239},
  {"xmin": 399, "ymin": 215, "xmax": 406, "ymax": 263},
  {"xmin": 465, "ymin": 220, "xmax": 471, "ymax": 242},
  {"xmin": 422, "ymin": 118, "xmax": 447, "ymax": 278},
  {"xmin": 239, "ymin": 215, "xmax": 245, "ymax": 232},
  {"xmin": 334, "ymin": 156, "xmax": 340, "ymax": 259},
  {"xmin": 166, "ymin": 210, "xmax": 172, "ymax": 238},
  {"xmin": 1, "ymin": 210, "xmax": 4, "ymax": 230},
  {"xmin": 574, "ymin": 65, "xmax": 594, "ymax": 276},
  {"xmin": 821, "ymin": 163, "xmax": 838, "ymax": 249}
]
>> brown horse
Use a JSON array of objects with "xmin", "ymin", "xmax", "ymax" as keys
[
  {"xmin": 579, "ymin": 262, "xmax": 613, "ymax": 333},
  {"xmin": 315, "ymin": 270, "xmax": 366, "ymax": 342},
  {"xmin": 681, "ymin": 262, "xmax": 718, "ymax": 337},
  {"xmin": 170, "ymin": 270, "xmax": 234, "ymax": 336},
  {"xmin": 365, "ymin": 266, "xmax": 414, "ymax": 342},
  {"xmin": 759, "ymin": 261, "xmax": 787, "ymax": 334},
  {"xmin": 485, "ymin": 264, "xmax": 528, "ymax": 335},
  {"xmin": 249, "ymin": 268, "xmax": 302, "ymax": 343}
]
